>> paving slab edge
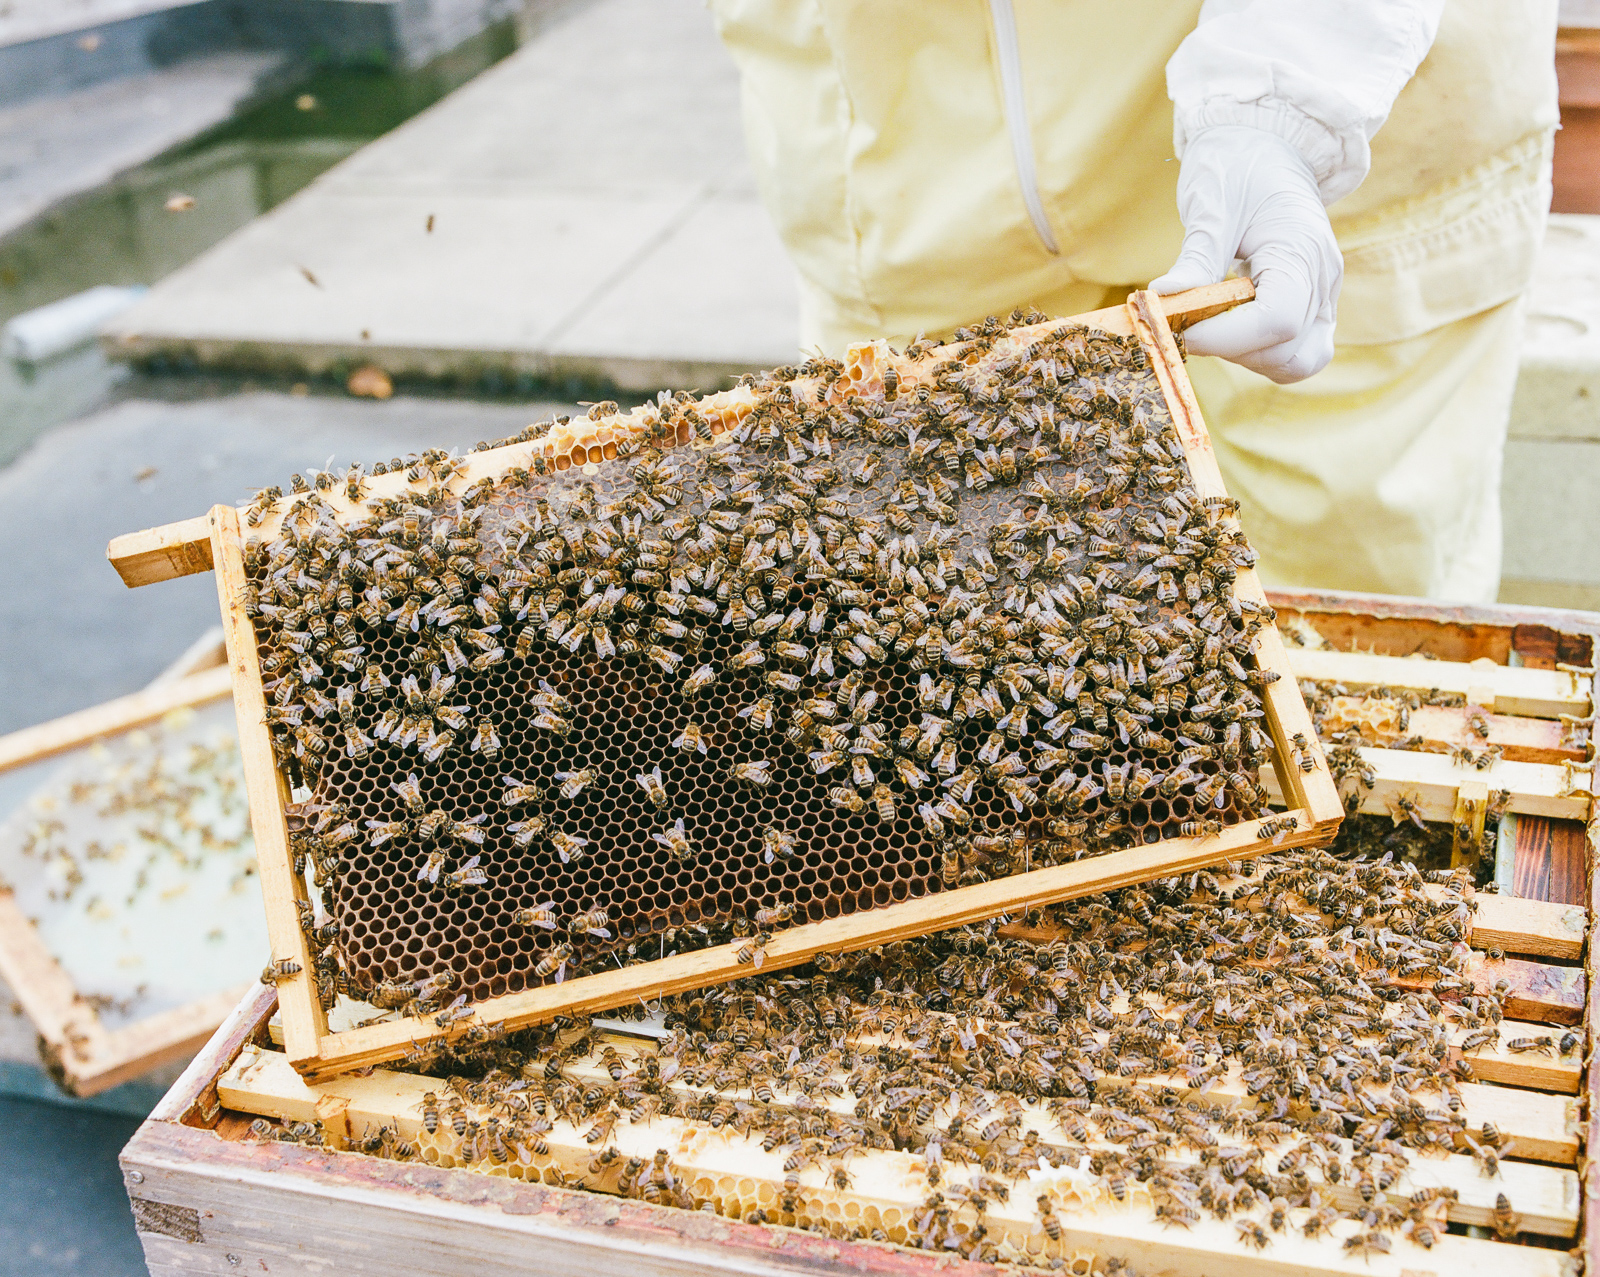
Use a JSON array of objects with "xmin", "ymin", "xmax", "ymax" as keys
[{"xmin": 99, "ymin": 333, "xmax": 780, "ymax": 393}]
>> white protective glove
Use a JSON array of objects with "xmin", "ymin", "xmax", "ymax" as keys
[{"xmin": 1149, "ymin": 126, "xmax": 1343, "ymax": 384}]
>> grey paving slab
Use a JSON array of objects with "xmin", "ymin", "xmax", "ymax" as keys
[
  {"xmin": 104, "ymin": 0, "xmax": 801, "ymax": 389},
  {"xmin": 1501, "ymin": 436, "xmax": 1600, "ymax": 586},
  {"xmin": 0, "ymin": 389, "xmax": 569, "ymax": 736},
  {"xmin": 550, "ymin": 194, "xmax": 800, "ymax": 389},
  {"xmin": 111, "ymin": 184, "xmax": 707, "ymax": 375},
  {"xmin": 0, "ymin": 51, "xmax": 285, "ymax": 239},
  {"xmin": 0, "ymin": 1096, "xmax": 146, "ymax": 1277},
  {"xmin": 1513, "ymin": 213, "xmax": 1600, "ymax": 442}
]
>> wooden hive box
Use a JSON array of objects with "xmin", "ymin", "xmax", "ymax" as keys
[
  {"xmin": 117, "ymin": 589, "xmax": 1596, "ymax": 1277},
  {"xmin": 0, "ymin": 630, "xmax": 259, "ymax": 1096},
  {"xmin": 105, "ymin": 282, "xmax": 1344, "ymax": 1084}
]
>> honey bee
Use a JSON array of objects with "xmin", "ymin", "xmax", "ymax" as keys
[
  {"xmin": 672, "ymin": 722, "xmax": 708, "ymax": 755},
  {"xmin": 736, "ymin": 931, "xmax": 771, "ymax": 969},
  {"xmin": 682, "ymin": 664, "xmax": 718, "ymax": 696},
  {"xmin": 417, "ymin": 849, "xmax": 448, "ymax": 885},
  {"xmin": 754, "ymin": 902, "xmax": 795, "ymax": 929},
  {"xmin": 507, "ymin": 814, "xmax": 547, "ymax": 847},
  {"xmin": 442, "ymin": 855, "xmax": 486, "ymax": 892},
  {"xmin": 260, "ymin": 958, "xmax": 301, "ymax": 984},
  {"xmin": 652, "ymin": 818, "xmax": 694, "ymax": 862},
  {"xmin": 535, "ymin": 942, "xmax": 575, "ymax": 983},
  {"xmin": 366, "ymin": 817, "xmax": 412, "ymax": 847},
  {"xmin": 470, "ymin": 718, "xmax": 500, "ymax": 758},
  {"xmin": 512, "ymin": 902, "xmax": 561, "ymax": 931},
  {"xmin": 761, "ymin": 826, "xmax": 798, "ymax": 864},
  {"xmin": 1492, "ymin": 1191, "xmax": 1519, "ymax": 1240},
  {"xmin": 1257, "ymin": 814, "xmax": 1298, "ymax": 844},
  {"xmin": 863, "ymin": 783, "xmax": 894, "ymax": 822},
  {"xmin": 420, "ymin": 1091, "xmax": 439, "ymax": 1135},
  {"xmin": 1388, "ymin": 789, "xmax": 1427, "ymax": 831},
  {"xmin": 633, "ymin": 765, "xmax": 669, "ymax": 810},
  {"xmin": 828, "ymin": 786, "xmax": 866, "ymax": 813},
  {"xmin": 548, "ymin": 831, "xmax": 591, "ymax": 864},
  {"xmin": 728, "ymin": 759, "xmax": 773, "ymax": 788},
  {"xmin": 500, "ymin": 775, "xmax": 545, "ymax": 807},
  {"xmin": 569, "ymin": 907, "xmax": 612, "ymax": 939},
  {"xmin": 555, "ymin": 767, "xmax": 597, "ymax": 799}
]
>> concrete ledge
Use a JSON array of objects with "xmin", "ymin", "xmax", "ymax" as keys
[
  {"xmin": 1512, "ymin": 213, "xmax": 1600, "ymax": 441},
  {"xmin": 101, "ymin": 0, "xmax": 800, "ymax": 393}
]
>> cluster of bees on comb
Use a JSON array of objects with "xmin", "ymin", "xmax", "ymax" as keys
[
  {"xmin": 250, "ymin": 846, "xmax": 1542, "ymax": 1266},
  {"xmin": 244, "ymin": 309, "xmax": 1282, "ymax": 1011}
]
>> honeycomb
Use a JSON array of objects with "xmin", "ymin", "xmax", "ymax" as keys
[{"xmin": 247, "ymin": 311, "xmax": 1277, "ymax": 1010}]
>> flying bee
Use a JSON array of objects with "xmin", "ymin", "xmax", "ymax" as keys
[
  {"xmin": 635, "ymin": 765, "xmax": 668, "ymax": 809},
  {"xmin": 569, "ymin": 908, "xmax": 612, "ymax": 940},
  {"xmin": 512, "ymin": 902, "xmax": 561, "ymax": 931},
  {"xmin": 653, "ymin": 818, "xmax": 694, "ymax": 862},
  {"xmin": 728, "ymin": 759, "xmax": 773, "ymax": 788},
  {"xmin": 443, "ymin": 855, "xmax": 486, "ymax": 892},
  {"xmin": 555, "ymin": 767, "xmax": 598, "ymax": 799},
  {"xmin": 535, "ymin": 943, "xmax": 575, "ymax": 983},
  {"xmin": 672, "ymin": 721, "xmax": 708, "ymax": 754},
  {"xmin": 549, "ymin": 831, "xmax": 591, "ymax": 864},
  {"xmin": 761, "ymin": 826, "xmax": 798, "ymax": 864}
]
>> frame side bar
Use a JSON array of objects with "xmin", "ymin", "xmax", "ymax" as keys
[
  {"xmin": 208, "ymin": 505, "xmax": 327, "ymax": 1064},
  {"xmin": 1125, "ymin": 289, "xmax": 1344, "ymax": 832}
]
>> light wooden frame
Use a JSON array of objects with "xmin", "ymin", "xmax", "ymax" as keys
[
  {"xmin": 0, "ymin": 630, "xmax": 254, "ymax": 1096},
  {"xmin": 107, "ymin": 281, "xmax": 1345, "ymax": 1081}
]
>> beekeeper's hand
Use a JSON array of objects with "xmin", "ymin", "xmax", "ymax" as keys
[{"xmin": 1149, "ymin": 126, "xmax": 1342, "ymax": 384}]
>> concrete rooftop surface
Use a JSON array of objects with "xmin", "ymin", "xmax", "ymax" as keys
[{"xmin": 102, "ymin": 0, "xmax": 801, "ymax": 391}]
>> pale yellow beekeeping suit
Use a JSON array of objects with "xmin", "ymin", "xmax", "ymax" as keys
[{"xmin": 708, "ymin": 0, "xmax": 1558, "ymax": 601}]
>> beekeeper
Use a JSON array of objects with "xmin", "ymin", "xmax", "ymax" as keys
[{"xmin": 708, "ymin": 1, "xmax": 1558, "ymax": 602}]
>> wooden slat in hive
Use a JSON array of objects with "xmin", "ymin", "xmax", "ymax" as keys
[{"xmin": 221, "ymin": 1047, "xmax": 1579, "ymax": 1257}]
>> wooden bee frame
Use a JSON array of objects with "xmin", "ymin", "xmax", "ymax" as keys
[
  {"xmin": 107, "ymin": 281, "xmax": 1345, "ymax": 1082},
  {"xmin": 0, "ymin": 630, "xmax": 255, "ymax": 1096}
]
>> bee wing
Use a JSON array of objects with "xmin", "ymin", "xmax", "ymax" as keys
[{"xmin": 587, "ymin": 926, "xmax": 613, "ymax": 939}]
